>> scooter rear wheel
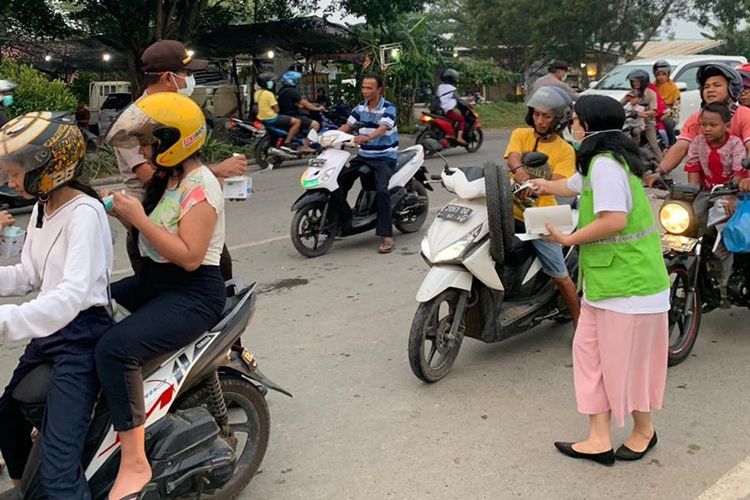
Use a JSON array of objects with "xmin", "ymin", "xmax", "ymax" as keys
[
  {"xmin": 291, "ymin": 201, "xmax": 336, "ymax": 258},
  {"xmin": 175, "ymin": 375, "xmax": 270, "ymax": 499},
  {"xmin": 395, "ymin": 180, "xmax": 429, "ymax": 234},
  {"xmin": 255, "ymin": 136, "xmax": 283, "ymax": 170},
  {"xmin": 408, "ymin": 289, "xmax": 466, "ymax": 383}
]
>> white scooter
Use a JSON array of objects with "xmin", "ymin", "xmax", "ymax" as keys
[
  {"xmin": 409, "ymin": 146, "xmax": 579, "ymax": 383},
  {"xmin": 290, "ymin": 130, "xmax": 431, "ymax": 257}
]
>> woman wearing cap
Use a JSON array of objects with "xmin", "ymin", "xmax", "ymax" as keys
[
  {"xmin": 0, "ymin": 113, "xmax": 113, "ymax": 498},
  {"xmin": 650, "ymin": 63, "xmax": 750, "ymax": 191},
  {"xmin": 97, "ymin": 93, "xmax": 226, "ymax": 499},
  {"xmin": 532, "ymin": 95, "xmax": 670, "ymax": 466}
]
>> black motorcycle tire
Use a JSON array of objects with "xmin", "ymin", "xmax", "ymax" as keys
[
  {"xmin": 291, "ymin": 200, "xmax": 336, "ymax": 258},
  {"xmin": 175, "ymin": 375, "xmax": 270, "ymax": 500},
  {"xmin": 408, "ymin": 289, "xmax": 465, "ymax": 383},
  {"xmin": 415, "ymin": 128, "xmax": 440, "ymax": 159},
  {"xmin": 255, "ymin": 135, "xmax": 282, "ymax": 170},
  {"xmin": 464, "ymin": 127, "xmax": 483, "ymax": 153},
  {"xmin": 395, "ymin": 180, "xmax": 429, "ymax": 234},
  {"xmin": 484, "ymin": 161, "xmax": 514, "ymax": 265},
  {"xmin": 667, "ymin": 263, "xmax": 702, "ymax": 366}
]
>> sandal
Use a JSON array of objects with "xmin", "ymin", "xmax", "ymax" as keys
[{"xmin": 378, "ymin": 238, "xmax": 394, "ymax": 254}]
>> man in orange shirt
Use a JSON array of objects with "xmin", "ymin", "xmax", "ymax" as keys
[{"xmin": 653, "ymin": 60, "xmax": 680, "ymax": 146}]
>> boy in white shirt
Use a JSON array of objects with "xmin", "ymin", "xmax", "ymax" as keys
[{"xmin": 623, "ymin": 91, "xmax": 646, "ymax": 143}]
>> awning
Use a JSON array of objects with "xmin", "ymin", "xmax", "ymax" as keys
[{"xmin": 633, "ymin": 40, "xmax": 724, "ymax": 59}]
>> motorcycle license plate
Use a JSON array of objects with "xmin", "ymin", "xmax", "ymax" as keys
[
  {"xmin": 661, "ymin": 234, "xmax": 698, "ymax": 253},
  {"xmin": 437, "ymin": 205, "xmax": 473, "ymax": 223}
]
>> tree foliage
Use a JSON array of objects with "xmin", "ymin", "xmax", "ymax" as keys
[
  {"xmin": 0, "ymin": 60, "xmax": 77, "ymax": 117},
  {"xmin": 338, "ymin": 0, "xmax": 425, "ymax": 26}
]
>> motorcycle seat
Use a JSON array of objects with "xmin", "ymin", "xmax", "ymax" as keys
[
  {"xmin": 395, "ymin": 150, "xmax": 418, "ymax": 171},
  {"xmin": 456, "ymin": 166, "xmax": 485, "ymax": 182},
  {"xmin": 13, "ymin": 363, "xmax": 53, "ymax": 404}
]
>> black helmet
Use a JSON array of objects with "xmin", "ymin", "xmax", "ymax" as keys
[
  {"xmin": 548, "ymin": 60, "xmax": 569, "ymax": 72},
  {"xmin": 257, "ymin": 72, "xmax": 276, "ymax": 90},
  {"xmin": 627, "ymin": 69, "xmax": 650, "ymax": 88},
  {"xmin": 697, "ymin": 63, "xmax": 743, "ymax": 102},
  {"xmin": 525, "ymin": 86, "xmax": 573, "ymax": 135},
  {"xmin": 440, "ymin": 68, "xmax": 459, "ymax": 85},
  {"xmin": 652, "ymin": 60, "xmax": 671, "ymax": 76}
]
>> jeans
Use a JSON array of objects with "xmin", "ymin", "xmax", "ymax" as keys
[
  {"xmin": 96, "ymin": 261, "xmax": 225, "ymax": 431},
  {"xmin": 347, "ymin": 157, "xmax": 396, "ymax": 237}
]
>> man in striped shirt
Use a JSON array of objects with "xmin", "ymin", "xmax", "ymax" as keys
[{"xmin": 339, "ymin": 74, "xmax": 399, "ymax": 253}]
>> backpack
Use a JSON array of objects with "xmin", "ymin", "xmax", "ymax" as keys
[{"xmin": 430, "ymin": 89, "xmax": 456, "ymax": 115}]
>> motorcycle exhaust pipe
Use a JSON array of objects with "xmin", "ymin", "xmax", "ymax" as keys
[{"xmin": 268, "ymin": 147, "xmax": 298, "ymax": 160}]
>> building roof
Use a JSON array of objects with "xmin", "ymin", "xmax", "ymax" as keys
[{"xmin": 633, "ymin": 39, "xmax": 724, "ymax": 59}]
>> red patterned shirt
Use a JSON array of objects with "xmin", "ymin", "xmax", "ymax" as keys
[{"xmin": 684, "ymin": 134, "xmax": 747, "ymax": 189}]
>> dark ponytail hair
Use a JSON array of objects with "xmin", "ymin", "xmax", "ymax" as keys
[{"xmin": 574, "ymin": 95, "xmax": 647, "ymax": 177}]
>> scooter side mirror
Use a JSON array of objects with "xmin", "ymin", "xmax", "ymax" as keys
[
  {"xmin": 422, "ymin": 138, "xmax": 443, "ymax": 153},
  {"xmin": 82, "ymin": 129, "xmax": 99, "ymax": 154},
  {"xmin": 742, "ymin": 157, "xmax": 750, "ymax": 170},
  {"xmin": 521, "ymin": 151, "xmax": 549, "ymax": 168}
]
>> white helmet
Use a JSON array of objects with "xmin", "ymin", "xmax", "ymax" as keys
[{"xmin": 0, "ymin": 80, "xmax": 17, "ymax": 95}]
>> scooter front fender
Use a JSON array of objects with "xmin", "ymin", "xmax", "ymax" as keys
[
  {"xmin": 416, "ymin": 265, "xmax": 473, "ymax": 303},
  {"xmin": 291, "ymin": 190, "xmax": 330, "ymax": 212}
]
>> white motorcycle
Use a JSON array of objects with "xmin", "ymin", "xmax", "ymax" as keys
[
  {"xmin": 409, "ymin": 147, "xmax": 579, "ymax": 383},
  {"xmin": 3, "ymin": 280, "xmax": 291, "ymax": 499},
  {"xmin": 290, "ymin": 130, "xmax": 431, "ymax": 257}
]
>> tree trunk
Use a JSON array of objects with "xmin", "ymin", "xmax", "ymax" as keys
[{"xmin": 629, "ymin": 0, "xmax": 676, "ymax": 59}]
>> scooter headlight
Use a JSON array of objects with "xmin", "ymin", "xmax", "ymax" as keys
[
  {"xmin": 432, "ymin": 224, "xmax": 484, "ymax": 264},
  {"xmin": 659, "ymin": 201, "xmax": 692, "ymax": 235}
]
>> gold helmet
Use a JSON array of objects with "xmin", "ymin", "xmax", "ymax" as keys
[
  {"xmin": 105, "ymin": 92, "xmax": 206, "ymax": 167},
  {"xmin": 0, "ymin": 112, "xmax": 86, "ymax": 197}
]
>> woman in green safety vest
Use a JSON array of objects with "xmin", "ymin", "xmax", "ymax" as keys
[{"xmin": 531, "ymin": 94, "xmax": 670, "ymax": 466}]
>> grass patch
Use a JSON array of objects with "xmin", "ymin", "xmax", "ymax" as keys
[{"xmin": 476, "ymin": 100, "xmax": 527, "ymax": 129}]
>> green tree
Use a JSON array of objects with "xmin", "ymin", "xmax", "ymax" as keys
[
  {"xmin": 0, "ymin": 59, "xmax": 77, "ymax": 117},
  {"xmin": 339, "ymin": 0, "xmax": 425, "ymax": 26}
]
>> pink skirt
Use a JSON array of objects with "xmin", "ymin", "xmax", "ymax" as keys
[{"xmin": 572, "ymin": 301, "xmax": 668, "ymax": 427}]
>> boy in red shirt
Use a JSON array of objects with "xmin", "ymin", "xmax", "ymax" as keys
[{"xmin": 684, "ymin": 103, "xmax": 747, "ymax": 190}]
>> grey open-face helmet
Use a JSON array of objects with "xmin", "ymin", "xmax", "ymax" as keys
[
  {"xmin": 440, "ymin": 69, "xmax": 459, "ymax": 85},
  {"xmin": 0, "ymin": 80, "xmax": 16, "ymax": 94},
  {"xmin": 525, "ymin": 85, "xmax": 573, "ymax": 135}
]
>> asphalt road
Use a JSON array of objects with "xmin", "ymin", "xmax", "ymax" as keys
[{"xmin": 2, "ymin": 130, "xmax": 750, "ymax": 500}]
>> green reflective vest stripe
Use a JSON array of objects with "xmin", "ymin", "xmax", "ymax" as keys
[{"xmin": 578, "ymin": 154, "xmax": 669, "ymax": 301}]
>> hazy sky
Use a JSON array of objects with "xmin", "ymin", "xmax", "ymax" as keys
[{"xmin": 320, "ymin": 3, "xmax": 709, "ymax": 41}]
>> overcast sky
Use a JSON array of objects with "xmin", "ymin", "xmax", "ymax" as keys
[{"xmin": 319, "ymin": 3, "xmax": 709, "ymax": 40}]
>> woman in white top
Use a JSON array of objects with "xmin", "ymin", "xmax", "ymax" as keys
[
  {"xmin": 0, "ymin": 113, "xmax": 113, "ymax": 499},
  {"xmin": 96, "ymin": 93, "xmax": 226, "ymax": 499},
  {"xmin": 436, "ymin": 68, "xmax": 467, "ymax": 145}
]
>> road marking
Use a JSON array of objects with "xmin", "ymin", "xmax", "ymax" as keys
[
  {"xmin": 696, "ymin": 455, "xmax": 750, "ymax": 500},
  {"xmin": 111, "ymin": 205, "xmax": 443, "ymax": 276}
]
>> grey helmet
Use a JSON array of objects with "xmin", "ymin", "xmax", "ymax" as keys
[
  {"xmin": 525, "ymin": 85, "xmax": 573, "ymax": 134},
  {"xmin": 652, "ymin": 60, "xmax": 671, "ymax": 76},
  {"xmin": 0, "ymin": 80, "xmax": 17, "ymax": 95},
  {"xmin": 440, "ymin": 68, "xmax": 459, "ymax": 85}
]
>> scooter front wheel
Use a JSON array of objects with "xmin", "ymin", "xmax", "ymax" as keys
[
  {"xmin": 291, "ymin": 201, "xmax": 336, "ymax": 258},
  {"xmin": 667, "ymin": 263, "xmax": 702, "ymax": 366},
  {"xmin": 408, "ymin": 289, "xmax": 466, "ymax": 383}
]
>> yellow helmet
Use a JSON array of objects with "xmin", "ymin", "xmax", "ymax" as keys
[{"xmin": 105, "ymin": 92, "xmax": 206, "ymax": 168}]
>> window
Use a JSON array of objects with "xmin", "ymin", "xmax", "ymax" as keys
[
  {"xmin": 595, "ymin": 65, "xmax": 653, "ymax": 90},
  {"xmin": 675, "ymin": 66, "xmax": 700, "ymax": 92}
]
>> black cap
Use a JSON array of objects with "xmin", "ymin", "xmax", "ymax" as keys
[
  {"xmin": 548, "ymin": 60, "xmax": 569, "ymax": 71},
  {"xmin": 142, "ymin": 40, "xmax": 208, "ymax": 73}
]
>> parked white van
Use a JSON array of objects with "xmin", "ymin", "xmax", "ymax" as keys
[{"xmin": 583, "ymin": 55, "xmax": 747, "ymax": 130}]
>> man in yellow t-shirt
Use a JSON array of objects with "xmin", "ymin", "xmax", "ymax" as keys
[
  {"xmin": 653, "ymin": 60, "xmax": 680, "ymax": 146},
  {"xmin": 253, "ymin": 72, "xmax": 305, "ymax": 152},
  {"xmin": 503, "ymin": 85, "xmax": 579, "ymax": 325}
]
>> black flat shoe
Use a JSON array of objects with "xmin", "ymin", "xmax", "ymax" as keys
[
  {"xmin": 615, "ymin": 432, "xmax": 658, "ymax": 461},
  {"xmin": 554, "ymin": 441, "xmax": 616, "ymax": 466}
]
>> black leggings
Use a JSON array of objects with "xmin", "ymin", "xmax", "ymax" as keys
[{"xmin": 96, "ymin": 261, "xmax": 225, "ymax": 432}]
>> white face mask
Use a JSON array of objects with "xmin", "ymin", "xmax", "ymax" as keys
[
  {"xmin": 171, "ymin": 73, "xmax": 196, "ymax": 97},
  {"xmin": 564, "ymin": 128, "xmax": 623, "ymax": 150}
]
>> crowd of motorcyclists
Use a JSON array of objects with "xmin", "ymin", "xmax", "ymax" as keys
[{"xmin": 4, "ymin": 31, "xmax": 750, "ymax": 496}]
